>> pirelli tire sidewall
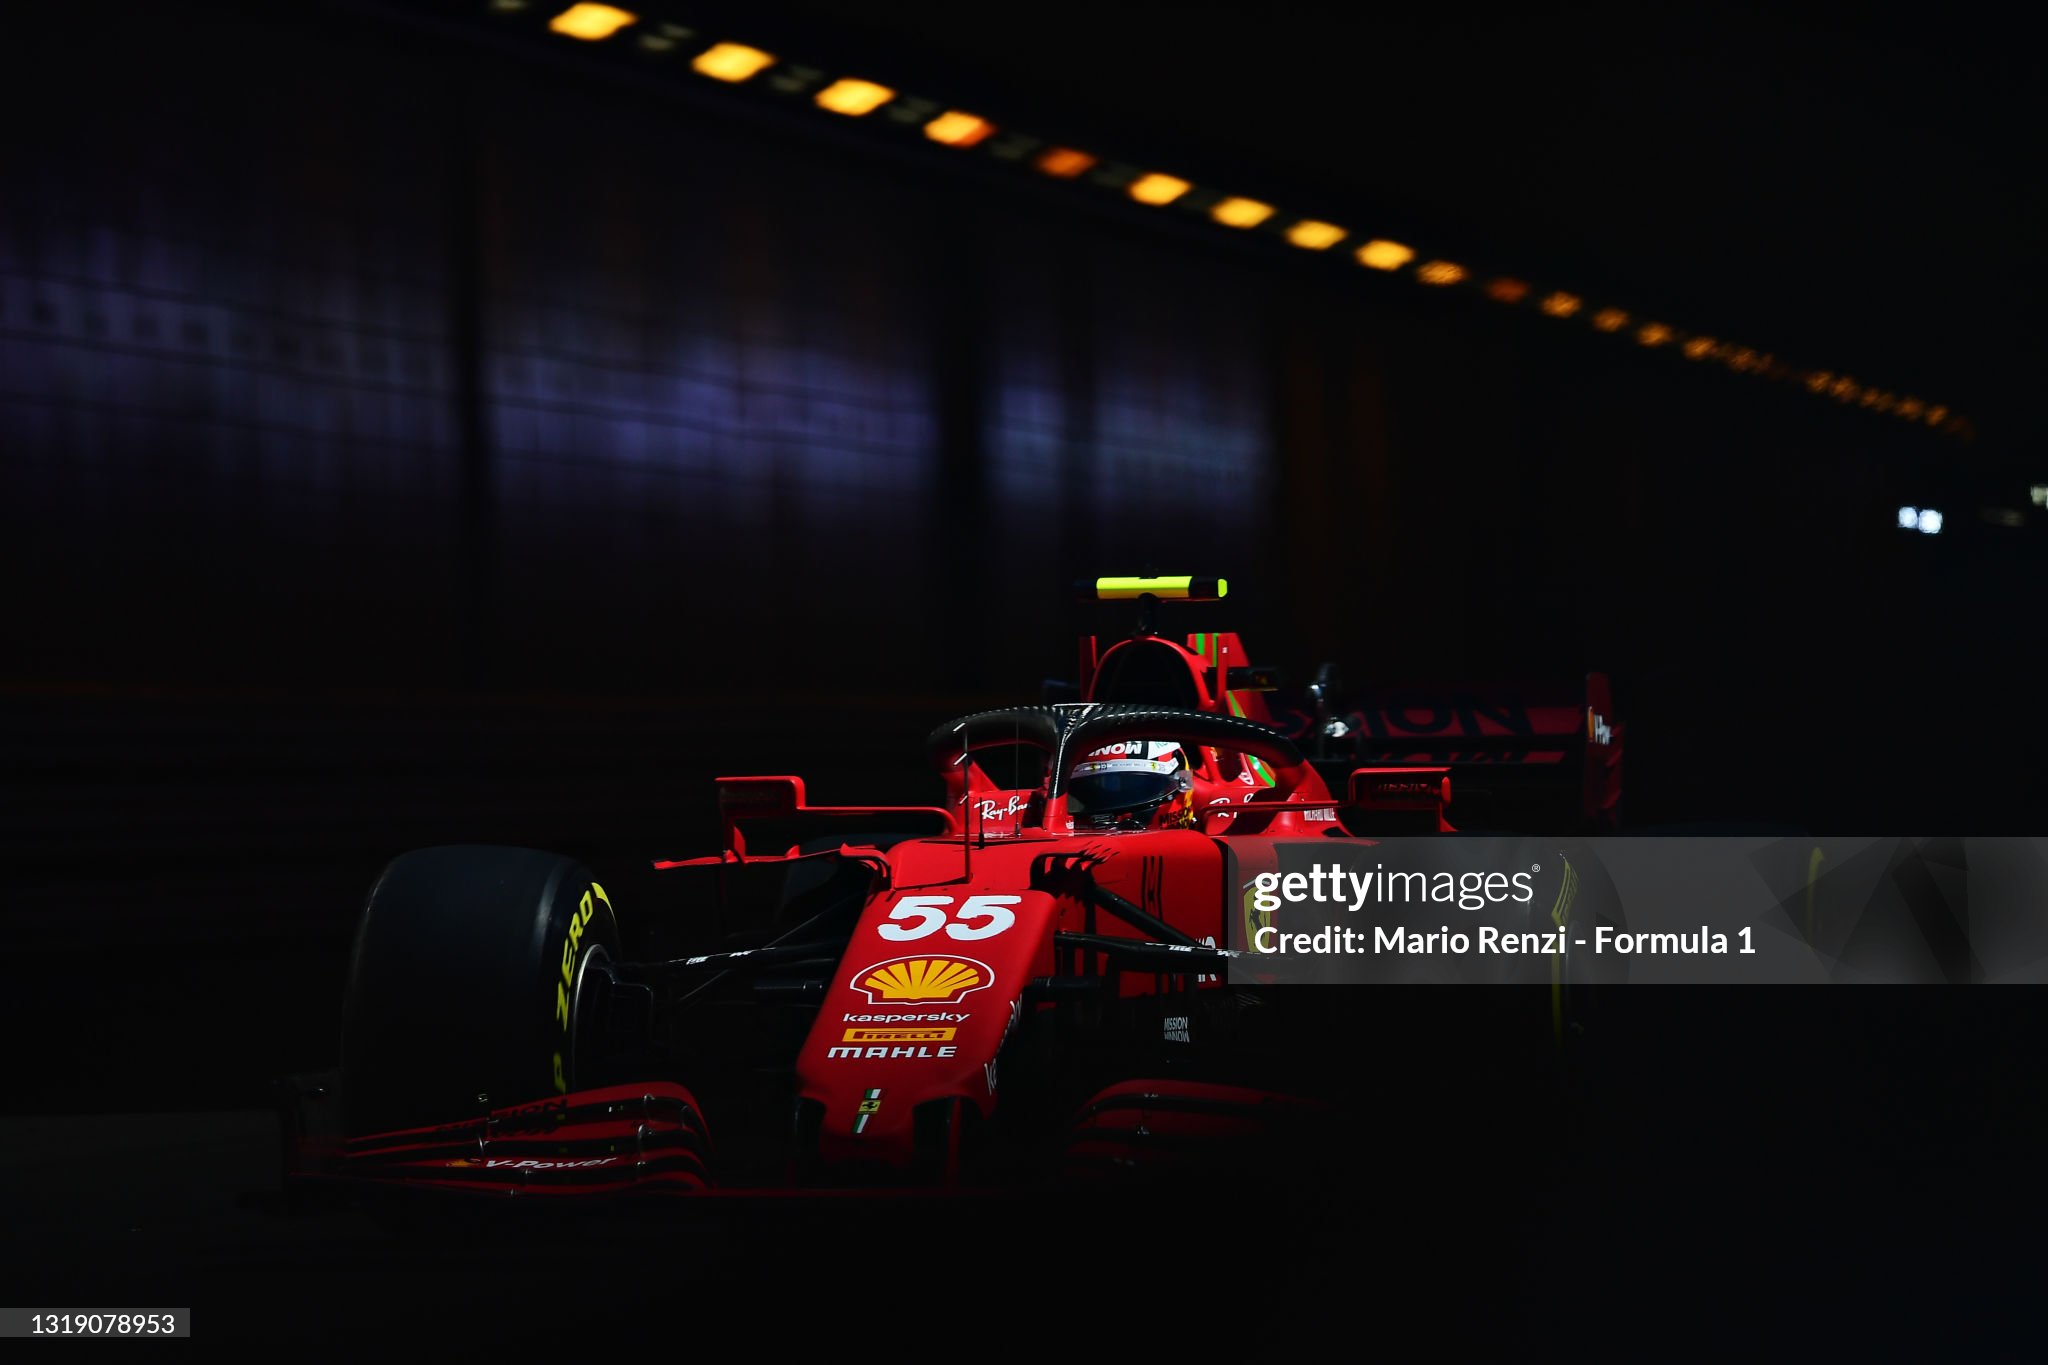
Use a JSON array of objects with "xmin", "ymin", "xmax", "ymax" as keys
[{"xmin": 340, "ymin": 845, "xmax": 622, "ymax": 1138}]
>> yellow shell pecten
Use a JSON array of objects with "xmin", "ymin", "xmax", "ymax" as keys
[{"xmin": 861, "ymin": 957, "xmax": 987, "ymax": 1002}]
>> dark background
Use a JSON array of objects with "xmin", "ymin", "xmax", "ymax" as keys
[{"xmin": 3, "ymin": 0, "xmax": 2044, "ymax": 1339}]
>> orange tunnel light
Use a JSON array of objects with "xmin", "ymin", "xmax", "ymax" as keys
[
  {"xmin": 925, "ymin": 111, "xmax": 997, "ymax": 147},
  {"xmin": 1355, "ymin": 239, "xmax": 1415, "ymax": 271},
  {"xmin": 815, "ymin": 78, "xmax": 895, "ymax": 115},
  {"xmin": 549, "ymin": 4, "xmax": 637, "ymax": 40},
  {"xmin": 1211, "ymin": 197, "xmax": 1275, "ymax": 228},
  {"xmin": 1035, "ymin": 147, "xmax": 1097, "ymax": 178},
  {"xmin": 1285, "ymin": 220, "xmax": 1345, "ymax": 250},
  {"xmin": 1128, "ymin": 173, "xmax": 1192, "ymax": 206},
  {"xmin": 692, "ymin": 42, "xmax": 775, "ymax": 82}
]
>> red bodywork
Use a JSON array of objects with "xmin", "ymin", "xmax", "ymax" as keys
[{"xmin": 291, "ymin": 613, "xmax": 1617, "ymax": 1197}]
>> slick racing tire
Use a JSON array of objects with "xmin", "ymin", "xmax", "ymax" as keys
[{"xmin": 340, "ymin": 846, "xmax": 621, "ymax": 1138}]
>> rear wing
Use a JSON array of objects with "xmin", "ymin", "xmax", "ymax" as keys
[
  {"xmin": 1302, "ymin": 673, "xmax": 1623, "ymax": 833},
  {"xmin": 1055, "ymin": 577, "xmax": 1621, "ymax": 832}
]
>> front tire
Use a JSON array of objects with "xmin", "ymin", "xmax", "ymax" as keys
[{"xmin": 339, "ymin": 845, "xmax": 621, "ymax": 1137}]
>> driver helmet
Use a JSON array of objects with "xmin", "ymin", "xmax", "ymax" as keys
[{"xmin": 1067, "ymin": 741, "xmax": 1196, "ymax": 831}]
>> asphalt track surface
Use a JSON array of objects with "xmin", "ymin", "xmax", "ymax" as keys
[{"xmin": 7, "ymin": 989, "xmax": 2047, "ymax": 1347}]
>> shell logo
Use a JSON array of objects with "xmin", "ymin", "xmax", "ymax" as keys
[{"xmin": 853, "ymin": 955, "xmax": 993, "ymax": 1005}]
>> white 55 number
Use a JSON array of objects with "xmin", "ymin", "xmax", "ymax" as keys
[{"xmin": 878, "ymin": 894, "xmax": 1020, "ymax": 942}]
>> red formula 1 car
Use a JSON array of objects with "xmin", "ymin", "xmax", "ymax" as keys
[{"xmin": 283, "ymin": 577, "xmax": 1623, "ymax": 1200}]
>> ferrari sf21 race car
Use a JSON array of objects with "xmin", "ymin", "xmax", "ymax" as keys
[{"xmin": 280, "ymin": 576, "xmax": 1624, "ymax": 1200}]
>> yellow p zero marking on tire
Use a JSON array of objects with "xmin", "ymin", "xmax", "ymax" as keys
[
  {"xmin": 553, "ymin": 884, "xmax": 611, "ymax": 1091},
  {"xmin": 555, "ymin": 885, "xmax": 606, "ymax": 1032},
  {"xmin": 1094, "ymin": 576, "xmax": 1228, "ymax": 600},
  {"xmin": 1548, "ymin": 855, "xmax": 1579, "ymax": 1046}
]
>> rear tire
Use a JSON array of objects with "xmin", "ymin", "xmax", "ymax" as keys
[{"xmin": 340, "ymin": 846, "xmax": 621, "ymax": 1137}]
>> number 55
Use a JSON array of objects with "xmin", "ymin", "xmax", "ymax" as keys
[{"xmin": 878, "ymin": 894, "xmax": 1021, "ymax": 941}]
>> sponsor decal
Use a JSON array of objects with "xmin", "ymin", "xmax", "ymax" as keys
[
  {"xmin": 853, "ymin": 1088, "xmax": 883, "ymax": 1136},
  {"xmin": 842, "ymin": 1011, "xmax": 969, "ymax": 1024},
  {"xmin": 842, "ymin": 1027, "xmax": 958, "ymax": 1043},
  {"xmin": 443, "ymin": 1156, "xmax": 620, "ymax": 1171},
  {"xmin": 852, "ymin": 955, "xmax": 993, "ymax": 1005},
  {"xmin": 1376, "ymin": 781, "xmax": 1436, "ymax": 798},
  {"xmin": 1073, "ymin": 757, "xmax": 1177, "ymax": 778},
  {"xmin": 1301, "ymin": 807, "xmax": 1338, "ymax": 821},
  {"xmin": 1164, "ymin": 1015, "xmax": 1192, "ymax": 1043},
  {"xmin": 825, "ymin": 1044, "xmax": 960, "ymax": 1059},
  {"xmin": 496, "ymin": 1098, "xmax": 568, "ymax": 1133},
  {"xmin": 970, "ymin": 793, "xmax": 1034, "ymax": 822},
  {"xmin": 1086, "ymin": 740, "xmax": 1180, "ymax": 759},
  {"xmin": 1588, "ymin": 709, "xmax": 1614, "ymax": 746}
]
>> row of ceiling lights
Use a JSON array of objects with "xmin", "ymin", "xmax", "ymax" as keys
[{"xmin": 512, "ymin": 2, "xmax": 1970, "ymax": 440}]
